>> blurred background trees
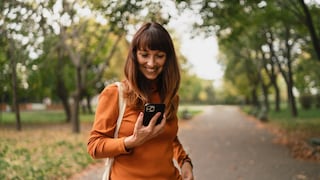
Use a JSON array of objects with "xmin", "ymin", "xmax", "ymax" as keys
[
  {"xmin": 1, "ymin": 0, "xmax": 320, "ymax": 132},
  {"xmin": 0, "ymin": 0, "xmax": 215, "ymax": 132},
  {"xmin": 178, "ymin": 0, "xmax": 320, "ymax": 118}
]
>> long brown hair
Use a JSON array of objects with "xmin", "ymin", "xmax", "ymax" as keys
[{"xmin": 123, "ymin": 22, "xmax": 180, "ymax": 119}]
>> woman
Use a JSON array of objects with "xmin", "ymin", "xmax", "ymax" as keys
[{"xmin": 87, "ymin": 22, "xmax": 194, "ymax": 180}]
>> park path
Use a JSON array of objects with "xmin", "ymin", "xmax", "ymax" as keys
[{"xmin": 71, "ymin": 105, "xmax": 320, "ymax": 180}]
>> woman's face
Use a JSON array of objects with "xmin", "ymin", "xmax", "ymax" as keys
[{"xmin": 136, "ymin": 49, "xmax": 166, "ymax": 80}]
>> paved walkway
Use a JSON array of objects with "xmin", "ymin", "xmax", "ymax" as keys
[{"xmin": 72, "ymin": 105, "xmax": 320, "ymax": 180}]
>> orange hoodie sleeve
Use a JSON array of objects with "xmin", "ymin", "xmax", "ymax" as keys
[
  {"xmin": 173, "ymin": 136, "xmax": 191, "ymax": 168},
  {"xmin": 87, "ymin": 83, "xmax": 130, "ymax": 159}
]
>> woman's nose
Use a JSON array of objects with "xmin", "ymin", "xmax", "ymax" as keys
[{"xmin": 146, "ymin": 56, "xmax": 156, "ymax": 66}]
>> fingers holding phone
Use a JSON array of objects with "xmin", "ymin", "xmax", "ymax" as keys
[
  {"xmin": 124, "ymin": 105, "xmax": 166, "ymax": 149},
  {"xmin": 143, "ymin": 103, "xmax": 166, "ymax": 137},
  {"xmin": 142, "ymin": 110, "xmax": 166, "ymax": 139},
  {"xmin": 143, "ymin": 103, "xmax": 165, "ymax": 126},
  {"xmin": 147, "ymin": 112, "xmax": 162, "ymax": 127}
]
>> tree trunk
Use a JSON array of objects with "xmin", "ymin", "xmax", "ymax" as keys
[
  {"xmin": 71, "ymin": 67, "xmax": 82, "ymax": 133},
  {"xmin": 264, "ymin": 31, "xmax": 281, "ymax": 112},
  {"xmin": 85, "ymin": 94, "xmax": 93, "ymax": 114},
  {"xmin": 9, "ymin": 40, "xmax": 21, "ymax": 131},
  {"xmin": 287, "ymin": 57, "xmax": 298, "ymax": 117},
  {"xmin": 273, "ymin": 80, "xmax": 281, "ymax": 112},
  {"xmin": 262, "ymin": 30, "xmax": 281, "ymax": 112},
  {"xmin": 258, "ymin": 51, "xmax": 269, "ymax": 112},
  {"xmin": 261, "ymin": 81, "xmax": 269, "ymax": 112},
  {"xmin": 285, "ymin": 25, "xmax": 298, "ymax": 117},
  {"xmin": 268, "ymin": 73, "xmax": 281, "ymax": 112},
  {"xmin": 269, "ymin": 70, "xmax": 281, "ymax": 112},
  {"xmin": 250, "ymin": 87, "xmax": 260, "ymax": 117},
  {"xmin": 298, "ymin": 0, "xmax": 320, "ymax": 61},
  {"xmin": 56, "ymin": 47, "xmax": 71, "ymax": 122},
  {"xmin": 56, "ymin": 77, "xmax": 71, "ymax": 122},
  {"xmin": 268, "ymin": 26, "xmax": 298, "ymax": 117},
  {"xmin": 81, "ymin": 91, "xmax": 93, "ymax": 114},
  {"xmin": 71, "ymin": 95, "xmax": 80, "ymax": 133}
]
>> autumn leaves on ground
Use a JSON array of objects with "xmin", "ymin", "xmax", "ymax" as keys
[
  {"xmin": 271, "ymin": 125, "xmax": 320, "ymax": 162},
  {"xmin": 245, "ymin": 108, "xmax": 320, "ymax": 162},
  {"xmin": 0, "ymin": 111, "xmax": 98, "ymax": 179}
]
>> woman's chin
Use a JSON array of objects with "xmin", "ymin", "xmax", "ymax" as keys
[
  {"xmin": 142, "ymin": 72, "xmax": 160, "ymax": 80},
  {"xmin": 144, "ymin": 75, "xmax": 158, "ymax": 80}
]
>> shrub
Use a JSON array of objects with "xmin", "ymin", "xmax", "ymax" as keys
[
  {"xmin": 315, "ymin": 94, "xmax": 320, "ymax": 109},
  {"xmin": 299, "ymin": 94, "xmax": 313, "ymax": 110}
]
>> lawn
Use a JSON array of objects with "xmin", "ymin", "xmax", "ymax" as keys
[
  {"xmin": 242, "ymin": 105, "xmax": 320, "ymax": 134},
  {"xmin": 268, "ymin": 107, "xmax": 320, "ymax": 134},
  {"xmin": 0, "ymin": 111, "xmax": 97, "ymax": 180}
]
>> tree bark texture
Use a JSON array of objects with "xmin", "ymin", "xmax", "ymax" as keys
[{"xmin": 9, "ymin": 40, "xmax": 21, "ymax": 131}]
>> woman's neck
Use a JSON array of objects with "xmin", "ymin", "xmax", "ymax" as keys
[{"xmin": 146, "ymin": 79, "xmax": 158, "ymax": 92}]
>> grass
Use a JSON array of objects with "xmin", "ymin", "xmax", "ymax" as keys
[
  {"xmin": 0, "ymin": 110, "xmax": 64, "ymax": 124},
  {"xmin": 268, "ymin": 107, "xmax": 320, "ymax": 135},
  {"xmin": 0, "ymin": 110, "xmax": 94, "ymax": 124},
  {"xmin": 242, "ymin": 105, "xmax": 320, "ymax": 136},
  {"xmin": 0, "ymin": 125, "xmax": 95, "ymax": 180},
  {"xmin": 0, "ymin": 111, "xmax": 97, "ymax": 180}
]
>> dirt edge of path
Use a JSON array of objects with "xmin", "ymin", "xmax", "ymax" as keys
[
  {"xmin": 69, "ymin": 161, "xmax": 105, "ymax": 180},
  {"xmin": 239, "ymin": 108, "xmax": 320, "ymax": 163}
]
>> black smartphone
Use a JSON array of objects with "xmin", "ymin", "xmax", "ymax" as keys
[{"xmin": 143, "ymin": 103, "xmax": 165, "ymax": 126}]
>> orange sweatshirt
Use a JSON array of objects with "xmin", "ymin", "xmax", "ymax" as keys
[{"xmin": 87, "ymin": 83, "xmax": 190, "ymax": 180}]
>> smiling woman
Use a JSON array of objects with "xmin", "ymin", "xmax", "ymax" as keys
[
  {"xmin": 136, "ymin": 49, "xmax": 166, "ymax": 80},
  {"xmin": 87, "ymin": 22, "xmax": 194, "ymax": 180}
]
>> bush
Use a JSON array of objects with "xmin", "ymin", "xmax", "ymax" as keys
[
  {"xmin": 299, "ymin": 94, "xmax": 313, "ymax": 110},
  {"xmin": 315, "ymin": 94, "xmax": 320, "ymax": 109}
]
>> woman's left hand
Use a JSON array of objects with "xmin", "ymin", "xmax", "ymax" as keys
[
  {"xmin": 181, "ymin": 162, "xmax": 194, "ymax": 180},
  {"xmin": 124, "ymin": 112, "xmax": 166, "ymax": 149}
]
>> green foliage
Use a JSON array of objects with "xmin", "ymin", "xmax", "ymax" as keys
[
  {"xmin": 294, "ymin": 57, "xmax": 320, "ymax": 95},
  {"xmin": 0, "ymin": 46, "xmax": 10, "ymax": 103},
  {"xmin": 178, "ymin": 0, "xmax": 320, "ymax": 115},
  {"xmin": 299, "ymin": 94, "xmax": 313, "ymax": 110},
  {"xmin": 179, "ymin": 74, "xmax": 215, "ymax": 104}
]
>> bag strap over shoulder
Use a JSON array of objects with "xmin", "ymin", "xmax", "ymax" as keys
[
  {"xmin": 102, "ymin": 82, "xmax": 126, "ymax": 180},
  {"xmin": 114, "ymin": 82, "xmax": 126, "ymax": 138}
]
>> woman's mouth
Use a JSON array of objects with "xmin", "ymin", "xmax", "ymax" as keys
[{"xmin": 145, "ymin": 67, "xmax": 157, "ymax": 73}]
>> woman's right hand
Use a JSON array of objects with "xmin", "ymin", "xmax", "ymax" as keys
[{"xmin": 124, "ymin": 112, "xmax": 166, "ymax": 149}]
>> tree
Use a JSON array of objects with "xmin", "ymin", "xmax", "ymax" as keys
[
  {"xmin": 1, "ymin": 0, "xmax": 44, "ymax": 130},
  {"xmin": 39, "ymin": 0, "xmax": 173, "ymax": 133},
  {"xmin": 278, "ymin": 0, "xmax": 320, "ymax": 61},
  {"xmin": 177, "ymin": 0, "xmax": 318, "ymax": 117}
]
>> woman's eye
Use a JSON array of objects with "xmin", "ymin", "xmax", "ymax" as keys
[
  {"xmin": 156, "ymin": 54, "xmax": 165, "ymax": 58},
  {"xmin": 140, "ymin": 53, "xmax": 148, "ymax": 57}
]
